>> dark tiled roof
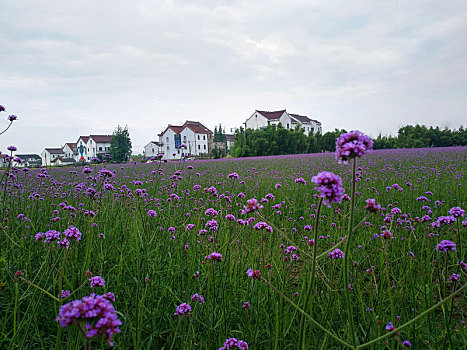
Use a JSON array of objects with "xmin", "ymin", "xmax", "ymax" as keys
[
  {"xmin": 256, "ymin": 110, "xmax": 286, "ymax": 120},
  {"xmin": 45, "ymin": 148, "xmax": 65, "ymax": 154},
  {"xmin": 78, "ymin": 136, "xmax": 90, "ymax": 143},
  {"xmin": 65, "ymin": 143, "xmax": 76, "ymax": 150},
  {"xmin": 15, "ymin": 154, "xmax": 41, "ymax": 160},
  {"xmin": 158, "ymin": 125, "xmax": 185, "ymax": 136},
  {"xmin": 90, "ymin": 135, "xmax": 112, "ymax": 143},
  {"xmin": 183, "ymin": 121, "xmax": 212, "ymax": 134},
  {"xmin": 289, "ymin": 113, "xmax": 312, "ymax": 124},
  {"xmin": 225, "ymin": 134, "xmax": 235, "ymax": 142}
]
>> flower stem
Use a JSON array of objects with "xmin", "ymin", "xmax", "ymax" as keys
[{"xmin": 343, "ymin": 157, "xmax": 358, "ymax": 347}]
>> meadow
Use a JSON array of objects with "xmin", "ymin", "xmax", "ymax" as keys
[{"xmin": 0, "ymin": 143, "xmax": 466, "ymax": 349}]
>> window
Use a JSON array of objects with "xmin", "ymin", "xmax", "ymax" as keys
[
  {"xmin": 204, "ymin": 145, "xmax": 206, "ymax": 150},
  {"xmin": 197, "ymin": 135, "xmax": 200, "ymax": 140},
  {"xmin": 167, "ymin": 146, "xmax": 169, "ymax": 150},
  {"xmin": 152, "ymin": 148, "xmax": 154, "ymax": 152},
  {"xmin": 198, "ymin": 145, "xmax": 200, "ymax": 150},
  {"xmin": 177, "ymin": 150, "xmax": 180, "ymax": 154},
  {"xmin": 99, "ymin": 147, "xmax": 102, "ymax": 151},
  {"xmin": 183, "ymin": 136, "xmax": 187, "ymax": 142},
  {"xmin": 287, "ymin": 124, "xmax": 289, "ymax": 129},
  {"xmin": 203, "ymin": 135, "xmax": 205, "ymax": 140},
  {"xmin": 166, "ymin": 137, "xmax": 169, "ymax": 143}
]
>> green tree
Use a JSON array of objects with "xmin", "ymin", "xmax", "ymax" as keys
[{"xmin": 109, "ymin": 125, "xmax": 132, "ymax": 163}]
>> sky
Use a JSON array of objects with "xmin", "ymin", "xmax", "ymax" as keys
[{"xmin": 1, "ymin": 0, "xmax": 466, "ymax": 154}]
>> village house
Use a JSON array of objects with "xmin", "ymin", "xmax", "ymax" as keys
[
  {"xmin": 74, "ymin": 135, "xmax": 112, "ymax": 162},
  {"xmin": 143, "ymin": 141, "xmax": 162, "ymax": 159},
  {"xmin": 62, "ymin": 143, "xmax": 76, "ymax": 159},
  {"xmin": 41, "ymin": 148, "xmax": 65, "ymax": 166},
  {"xmin": 244, "ymin": 110, "xmax": 322, "ymax": 134},
  {"xmin": 13, "ymin": 154, "xmax": 42, "ymax": 168},
  {"xmin": 158, "ymin": 121, "xmax": 213, "ymax": 160}
]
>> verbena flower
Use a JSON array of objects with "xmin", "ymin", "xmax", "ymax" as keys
[
  {"xmin": 448, "ymin": 206, "xmax": 465, "ymax": 218},
  {"xmin": 147, "ymin": 210, "xmax": 157, "ymax": 217},
  {"xmin": 312, "ymin": 171, "xmax": 345, "ymax": 207},
  {"xmin": 436, "ymin": 240, "xmax": 456, "ymax": 252},
  {"xmin": 191, "ymin": 293, "xmax": 205, "ymax": 304},
  {"xmin": 328, "ymin": 249, "xmax": 344, "ymax": 260},
  {"xmin": 56, "ymin": 293, "xmax": 122, "ymax": 346},
  {"xmin": 241, "ymin": 198, "xmax": 263, "ymax": 214},
  {"xmin": 89, "ymin": 276, "xmax": 106, "ymax": 288},
  {"xmin": 219, "ymin": 337, "xmax": 249, "ymax": 350},
  {"xmin": 207, "ymin": 252, "xmax": 223, "ymax": 261},
  {"xmin": 246, "ymin": 268, "xmax": 261, "ymax": 280},
  {"xmin": 365, "ymin": 199, "xmax": 381, "ymax": 213},
  {"xmin": 174, "ymin": 302, "xmax": 191, "ymax": 316},
  {"xmin": 335, "ymin": 130, "xmax": 373, "ymax": 164}
]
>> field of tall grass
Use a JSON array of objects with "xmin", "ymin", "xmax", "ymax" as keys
[{"xmin": 1, "ymin": 143, "xmax": 466, "ymax": 349}]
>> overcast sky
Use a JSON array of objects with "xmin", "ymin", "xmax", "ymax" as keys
[{"xmin": 1, "ymin": 0, "xmax": 466, "ymax": 154}]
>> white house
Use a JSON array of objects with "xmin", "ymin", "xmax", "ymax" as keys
[
  {"xmin": 158, "ymin": 121, "xmax": 213, "ymax": 160},
  {"xmin": 245, "ymin": 109, "xmax": 322, "ymax": 134},
  {"xmin": 225, "ymin": 134, "xmax": 235, "ymax": 151},
  {"xmin": 62, "ymin": 143, "xmax": 75, "ymax": 159},
  {"xmin": 51, "ymin": 157, "xmax": 76, "ymax": 166},
  {"xmin": 13, "ymin": 154, "xmax": 42, "ymax": 168},
  {"xmin": 75, "ymin": 135, "xmax": 112, "ymax": 162},
  {"xmin": 143, "ymin": 141, "xmax": 162, "ymax": 159},
  {"xmin": 41, "ymin": 148, "xmax": 65, "ymax": 166}
]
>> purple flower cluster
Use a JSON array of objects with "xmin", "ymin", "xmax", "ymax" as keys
[
  {"xmin": 365, "ymin": 198, "xmax": 381, "ymax": 214},
  {"xmin": 89, "ymin": 276, "xmax": 106, "ymax": 288},
  {"xmin": 219, "ymin": 337, "xmax": 248, "ymax": 350},
  {"xmin": 246, "ymin": 268, "xmax": 261, "ymax": 280},
  {"xmin": 328, "ymin": 249, "xmax": 344, "ymax": 260},
  {"xmin": 190, "ymin": 293, "xmax": 205, "ymax": 304},
  {"xmin": 253, "ymin": 221, "xmax": 273, "ymax": 233},
  {"xmin": 207, "ymin": 252, "xmax": 223, "ymax": 261},
  {"xmin": 35, "ymin": 226, "xmax": 82, "ymax": 249},
  {"xmin": 311, "ymin": 171, "xmax": 345, "ymax": 207},
  {"xmin": 448, "ymin": 206, "xmax": 465, "ymax": 218},
  {"xmin": 335, "ymin": 130, "xmax": 373, "ymax": 164},
  {"xmin": 174, "ymin": 302, "xmax": 191, "ymax": 316},
  {"xmin": 241, "ymin": 198, "xmax": 263, "ymax": 214},
  {"xmin": 56, "ymin": 293, "xmax": 122, "ymax": 346},
  {"xmin": 436, "ymin": 240, "xmax": 456, "ymax": 252}
]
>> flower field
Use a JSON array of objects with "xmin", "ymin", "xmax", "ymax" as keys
[{"xmin": 1, "ymin": 144, "xmax": 466, "ymax": 349}]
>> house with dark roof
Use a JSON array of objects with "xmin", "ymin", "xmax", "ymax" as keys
[
  {"xmin": 13, "ymin": 154, "xmax": 42, "ymax": 168},
  {"xmin": 62, "ymin": 143, "xmax": 76, "ymax": 159},
  {"xmin": 143, "ymin": 141, "xmax": 162, "ymax": 159},
  {"xmin": 75, "ymin": 135, "xmax": 112, "ymax": 162},
  {"xmin": 245, "ymin": 109, "xmax": 322, "ymax": 134},
  {"xmin": 158, "ymin": 121, "xmax": 213, "ymax": 160},
  {"xmin": 41, "ymin": 148, "xmax": 65, "ymax": 166}
]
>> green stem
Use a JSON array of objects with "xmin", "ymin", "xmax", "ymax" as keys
[
  {"xmin": 19, "ymin": 277, "xmax": 59, "ymax": 302},
  {"xmin": 262, "ymin": 277, "xmax": 354, "ymax": 349},
  {"xmin": 356, "ymin": 283, "xmax": 467, "ymax": 349},
  {"xmin": 343, "ymin": 157, "xmax": 358, "ymax": 347}
]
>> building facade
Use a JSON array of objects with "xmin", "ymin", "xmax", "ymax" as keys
[{"xmin": 245, "ymin": 110, "xmax": 322, "ymax": 134}]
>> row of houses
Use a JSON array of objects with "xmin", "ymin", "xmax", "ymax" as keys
[
  {"xmin": 39, "ymin": 135, "xmax": 113, "ymax": 166},
  {"xmin": 146, "ymin": 110, "xmax": 322, "ymax": 160},
  {"xmin": 6, "ymin": 108, "xmax": 321, "ymax": 167}
]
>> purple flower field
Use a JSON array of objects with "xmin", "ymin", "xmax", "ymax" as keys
[{"xmin": 1, "ymin": 142, "xmax": 466, "ymax": 349}]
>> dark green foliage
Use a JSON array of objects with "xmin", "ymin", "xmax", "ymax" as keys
[
  {"xmin": 374, "ymin": 124, "xmax": 467, "ymax": 149},
  {"xmin": 109, "ymin": 125, "xmax": 132, "ymax": 163}
]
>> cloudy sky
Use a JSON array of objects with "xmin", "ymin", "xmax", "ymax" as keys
[{"xmin": 1, "ymin": 0, "xmax": 466, "ymax": 154}]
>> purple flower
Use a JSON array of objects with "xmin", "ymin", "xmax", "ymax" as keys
[
  {"xmin": 56, "ymin": 293, "xmax": 122, "ymax": 346},
  {"xmin": 241, "ymin": 198, "xmax": 263, "ymax": 214},
  {"xmin": 436, "ymin": 240, "xmax": 456, "ymax": 252},
  {"xmin": 61, "ymin": 290, "xmax": 71, "ymax": 299},
  {"xmin": 0, "ymin": 105, "xmax": 5, "ymax": 112},
  {"xmin": 448, "ymin": 206, "xmax": 465, "ymax": 218},
  {"xmin": 385, "ymin": 321, "xmax": 395, "ymax": 332},
  {"xmin": 335, "ymin": 130, "xmax": 373, "ymax": 164},
  {"xmin": 312, "ymin": 171, "xmax": 345, "ymax": 207},
  {"xmin": 242, "ymin": 302, "xmax": 250, "ymax": 309},
  {"xmin": 174, "ymin": 302, "xmax": 191, "ymax": 316},
  {"xmin": 227, "ymin": 172, "xmax": 239, "ymax": 180},
  {"xmin": 102, "ymin": 292, "xmax": 116, "ymax": 301},
  {"xmin": 62, "ymin": 225, "xmax": 82, "ymax": 241},
  {"xmin": 294, "ymin": 177, "xmax": 306, "ymax": 185},
  {"xmin": 219, "ymin": 338, "xmax": 249, "ymax": 350},
  {"xmin": 7, "ymin": 145, "xmax": 17, "ymax": 152},
  {"xmin": 246, "ymin": 268, "xmax": 261, "ymax": 280},
  {"xmin": 89, "ymin": 276, "xmax": 106, "ymax": 288},
  {"xmin": 147, "ymin": 210, "xmax": 157, "ymax": 217},
  {"xmin": 207, "ymin": 252, "xmax": 223, "ymax": 261},
  {"xmin": 253, "ymin": 221, "xmax": 273, "ymax": 233},
  {"xmin": 328, "ymin": 249, "xmax": 345, "ymax": 260},
  {"xmin": 365, "ymin": 199, "xmax": 381, "ymax": 214},
  {"xmin": 191, "ymin": 293, "xmax": 205, "ymax": 304},
  {"xmin": 402, "ymin": 340, "xmax": 411, "ymax": 347},
  {"xmin": 8, "ymin": 115, "xmax": 17, "ymax": 121}
]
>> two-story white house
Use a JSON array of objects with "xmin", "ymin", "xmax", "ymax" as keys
[
  {"xmin": 158, "ymin": 121, "xmax": 213, "ymax": 160},
  {"xmin": 75, "ymin": 135, "xmax": 112, "ymax": 162},
  {"xmin": 245, "ymin": 109, "xmax": 322, "ymax": 134},
  {"xmin": 41, "ymin": 148, "xmax": 65, "ymax": 166},
  {"xmin": 62, "ymin": 143, "xmax": 75, "ymax": 159}
]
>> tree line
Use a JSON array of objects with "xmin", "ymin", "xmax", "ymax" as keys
[{"xmin": 230, "ymin": 124, "xmax": 467, "ymax": 157}]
